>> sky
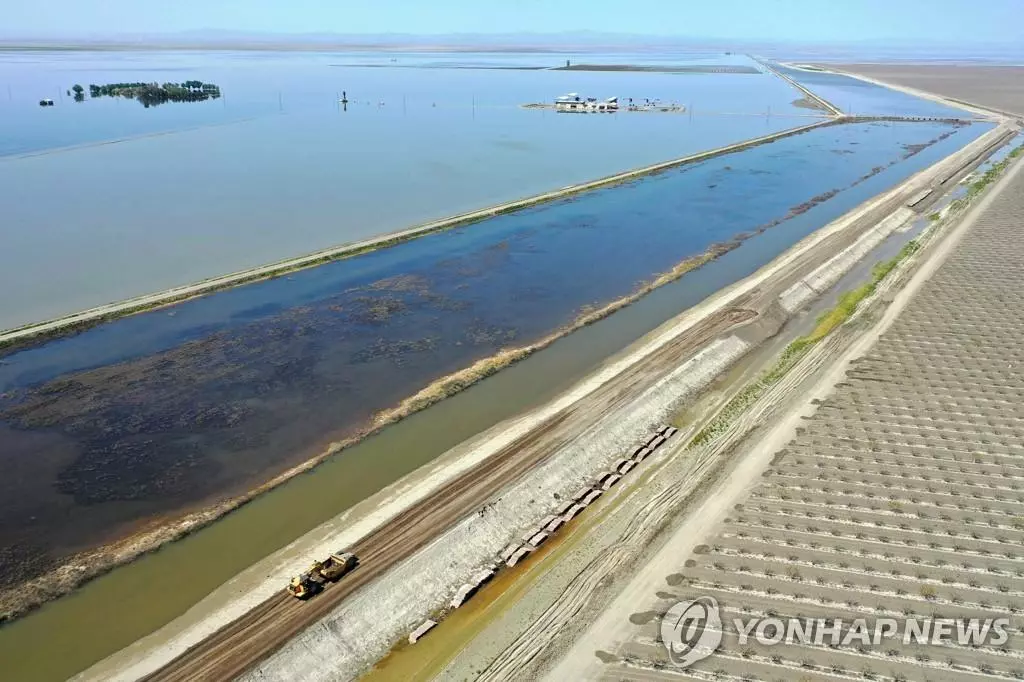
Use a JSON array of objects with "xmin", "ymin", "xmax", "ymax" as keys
[{"xmin": 3, "ymin": 0, "xmax": 1023, "ymax": 44}]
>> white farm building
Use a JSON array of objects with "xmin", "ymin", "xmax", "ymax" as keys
[{"xmin": 554, "ymin": 93, "xmax": 619, "ymax": 113}]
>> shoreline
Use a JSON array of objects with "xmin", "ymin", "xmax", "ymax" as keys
[{"xmin": 0, "ymin": 117, "xmax": 838, "ymax": 352}]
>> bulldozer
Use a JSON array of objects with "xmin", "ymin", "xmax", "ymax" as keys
[
  {"xmin": 287, "ymin": 551, "xmax": 358, "ymax": 599},
  {"xmin": 286, "ymin": 571, "xmax": 323, "ymax": 600}
]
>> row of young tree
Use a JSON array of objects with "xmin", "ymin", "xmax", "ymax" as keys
[{"xmin": 67, "ymin": 81, "xmax": 222, "ymax": 108}]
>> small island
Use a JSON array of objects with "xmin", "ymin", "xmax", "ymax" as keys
[{"xmin": 85, "ymin": 80, "xmax": 222, "ymax": 108}]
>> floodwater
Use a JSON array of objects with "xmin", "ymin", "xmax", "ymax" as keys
[
  {"xmin": 0, "ymin": 50, "xmax": 821, "ymax": 329},
  {"xmin": 774, "ymin": 63, "xmax": 972, "ymax": 118},
  {"xmin": 0, "ymin": 115, "xmax": 992, "ymax": 680}
]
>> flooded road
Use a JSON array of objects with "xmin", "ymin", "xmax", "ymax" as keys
[{"xmin": 0, "ymin": 118, "xmax": 991, "ymax": 681}]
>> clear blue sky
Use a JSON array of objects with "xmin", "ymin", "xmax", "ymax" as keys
[{"xmin": 5, "ymin": 0, "xmax": 1023, "ymax": 43}]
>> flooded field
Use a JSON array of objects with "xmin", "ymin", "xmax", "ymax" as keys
[
  {"xmin": 775, "ymin": 63, "xmax": 972, "ymax": 118},
  {"xmin": 0, "ymin": 50, "xmax": 824, "ymax": 329},
  {"xmin": 0, "ymin": 116, "xmax": 994, "ymax": 681},
  {"xmin": 0, "ymin": 50, "xmax": 781, "ymax": 156},
  {"xmin": 0, "ymin": 118, "xmax": 986, "ymax": 599}
]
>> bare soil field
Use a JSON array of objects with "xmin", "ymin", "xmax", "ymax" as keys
[
  {"xmin": 831, "ymin": 64, "xmax": 1024, "ymax": 116},
  {"xmin": 550, "ymin": 141, "xmax": 1024, "ymax": 680}
]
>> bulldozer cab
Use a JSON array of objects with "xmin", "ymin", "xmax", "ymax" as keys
[{"xmin": 287, "ymin": 572, "xmax": 319, "ymax": 599}]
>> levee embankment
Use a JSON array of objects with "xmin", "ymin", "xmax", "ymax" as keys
[
  {"xmin": 780, "ymin": 126, "xmax": 1017, "ymax": 315},
  {"xmin": 0, "ymin": 118, "xmax": 836, "ymax": 353},
  {"xmin": 246, "ymin": 341, "xmax": 755, "ymax": 682},
  {"xmin": 754, "ymin": 56, "xmax": 845, "ymax": 117},
  {"xmin": 111, "ymin": 122, "xmax": 1014, "ymax": 682}
]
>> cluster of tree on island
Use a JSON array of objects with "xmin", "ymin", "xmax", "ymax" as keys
[{"xmin": 64, "ymin": 81, "xmax": 222, "ymax": 107}]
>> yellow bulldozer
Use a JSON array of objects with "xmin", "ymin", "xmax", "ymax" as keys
[
  {"xmin": 287, "ymin": 571, "xmax": 322, "ymax": 600},
  {"xmin": 287, "ymin": 550, "xmax": 358, "ymax": 599}
]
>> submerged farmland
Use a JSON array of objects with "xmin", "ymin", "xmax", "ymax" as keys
[
  {"xmin": 775, "ymin": 64, "xmax": 972, "ymax": 118},
  {"xmin": 0, "ymin": 119, "xmax": 988, "ymax": 616}
]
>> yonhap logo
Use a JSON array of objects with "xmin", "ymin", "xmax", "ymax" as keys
[
  {"xmin": 660, "ymin": 595, "xmax": 1010, "ymax": 668},
  {"xmin": 660, "ymin": 596, "xmax": 722, "ymax": 668}
]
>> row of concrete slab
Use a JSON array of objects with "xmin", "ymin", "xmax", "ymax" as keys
[{"xmin": 406, "ymin": 424, "xmax": 678, "ymax": 645}]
